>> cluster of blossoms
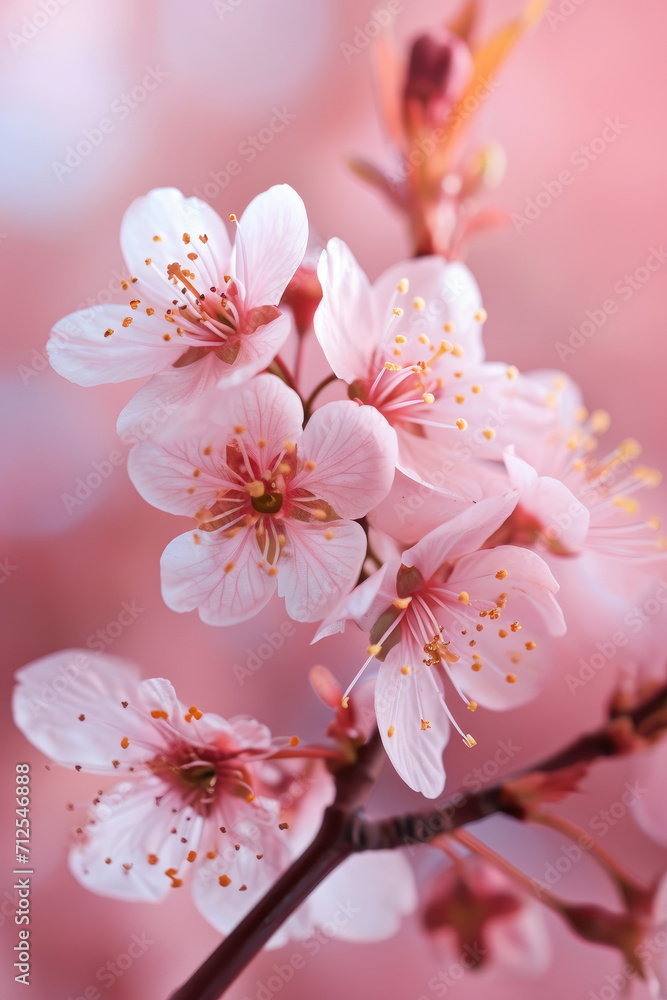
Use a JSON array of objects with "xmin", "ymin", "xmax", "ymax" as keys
[{"xmin": 13, "ymin": 4, "xmax": 667, "ymax": 987}]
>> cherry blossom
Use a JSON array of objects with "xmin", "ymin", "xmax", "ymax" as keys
[
  {"xmin": 423, "ymin": 855, "xmax": 550, "ymax": 976},
  {"xmin": 314, "ymin": 238, "xmax": 550, "ymax": 492},
  {"xmin": 127, "ymin": 374, "xmax": 397, "ymax": 625},
  {"xmin": 12, "ymin": 650, "xmax": 416, "ymax": 943},
  {"xmin": 316, "ymin": 495, "xmax": 566, "ymax": 797},
  {"xmin": 48, "ymin": 185, "xmax": 308, "ymax": 434}
]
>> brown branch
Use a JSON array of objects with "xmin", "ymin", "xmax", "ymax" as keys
[{"xmin": 169, "ymin": 683, "xmax": 667, "ymax": 1000}]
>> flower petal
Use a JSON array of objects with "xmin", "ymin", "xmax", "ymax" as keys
[
  {"xmin": 161, "ymin": 527, "xmax": 277, "ymax": 626},
  {"xmin": 403, "ymin": 493, "xmax": 519, "ymax": 582},
  {"xmin": 69, "ymin": 778, "xmax": 199, "ymax": 901},
  {"xmin": 232, "ymin": 184, "xmax": 308, "ymax": 305},
  {"xmin": 48, "ymin": 305, "xmax": 184, "ymax": 386},
  {"xmin": 315, "ymin": 238, "xmax": 380, "ymax": 383},
  {"xmin": 278, "ymin": 520, "xmax": 367, "ymax": 623},
  {"xmin": 296, "ymin": 401, "xmax": 398, "ymax": 518},
  {"xmin": 120, "ymin": 187, "xmax": 232, "ymax": 308},
  {"xmin": 117, "ymin": 351, "xmax": 233, "ymax": 440},
  {"xmin": 372, "ymin": 256, "xmax": 485, "ymax": 365},
  {"xmin": 375, "ymin": 646, "xmax": 451, "ymax": 798},
  {"xmin": 504, "ymin": 450, "xmax": 590, "ymax": 554},
  {"xmin": 218, "ymin": 310, "xmax": 292, "ymax": 387},
  {"xmin": 12, "ymin": 651, "xmax": 168, "ymax": 772}
]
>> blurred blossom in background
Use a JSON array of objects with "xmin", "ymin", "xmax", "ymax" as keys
[{"xmin": 2, "ymin": 0, "xmax": 667, "ymax": 998}]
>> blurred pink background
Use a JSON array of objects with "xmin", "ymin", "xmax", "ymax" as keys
[{"xmin": 2, "ymin": 0, "xmax": 666, "ymax": 997}]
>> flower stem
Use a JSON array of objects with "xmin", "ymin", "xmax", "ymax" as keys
[{"xmin": 302, "ymin": 373, "xmax": 338, "ymax": 420}]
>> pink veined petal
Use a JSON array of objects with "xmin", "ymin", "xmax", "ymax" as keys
[
  {"xmin": 127, "ymin": 420, "xmax": 233, "ymax": 516},
  {"xmin": 278, "ymin": 519, "xmax": 367, "ymax": 623},
  {"xmin": 232, "ymin": 184, "xmax": 308, "ymax": 306},
  {"xmin": 116, "ymin": 351, "xmax": 237, "ymax": 440},
  {"xmin": 375, "ymin": 645, "xmax": 451, "ymax": 798},
  {"xmin": 192, "ymin": 837, "xmax": 291, "ymax": 941},
  {"xmin": 120, "ymin": 187, "xmax": 232, "ymax": 308},
  {"xmin": 315, "ymin": 238, "xmax": 380, "ymax": 383},
  {"xmin": 69, "ymin": 778, "xmax": 200, "ymax": 902},
  {"xmin": 307, "ymin": 850, "xmax": 418, "ymax": 942},
  {"xmin": 403, "ymin": 493, "xmax": 520, "ymax": 582},
  {"xmin": 451, "ymin": 544, "xmax": 566, "ymax": 638},
  {"xmin": 504, "ymin": 450, "xmax": 590, "ymax": 553},
  {"xmin": 218, "ymin": 310, "xmax": 291, "ymax": 387},
  {"xmin": 295, "ymin": 401, "xmax": 398, "ymax": 518},
  {"xmin": 12, "ymin": 651, "xmax": 169, "ymax": 772},
  {"xmin": 48, "ymin": 305, "xmax": 185, "ymax": 386},
  {"xmin": 207, "ymin": 372, "xmax": 304, "ymax": 461},
  {"xmin": 371, "ymin": 256, "xmax": 485, "ymax": 366},
  {"xmin": 312, "ymin": 563, "xmax": 392, "ymax": 641},
  {"xmin": 161, "ymin": 527, "xmax": 277, "ymax": 626}
]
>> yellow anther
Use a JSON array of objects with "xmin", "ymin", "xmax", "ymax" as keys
[
  {"xmin": 387, "ymin": 725, "xmax": 395, "ymax": 738},
  {"xmin": 463, "ymin": 734, "xmax": 477, "ymax": 747},
  {"xmin": 525, "ymin": 641, "xmax": 536, "ymax": 650},
  {"xmin": 613, "ymin": 497, "xmax": 639, "ymax": 515},
  {"xmin": 456, "ymin": 418, "xmax": 468, "ymax": 431},
  {"xmin": 474, "ymin": 308, "xmax": 487, "ymax": 322},
  {"xmin": 423, "ymin": 392, "xmax": 435, "ymax": 404},
  {"xmin": 392, "ymin": 307, "xmax": 404, "ymax": 317},
  {"xmin": 420, "ymin": 719, "xmax": 431, "ymax": 731},
  {"xmin": 367, "ymin": 644, "xmax": 382, "ymax": 657},
  {"xmin": 413, "ymin": 296, "xmax": 425, "ymax": 311},
  {"xmin": 246, "ymin": 480, "xmax": 265, "ymax": 498},
  {"xmin": 506, "ymin": 365, "xmax": 519, "ymax": 380},
  {"xmin": 393, "ymin": 596, "xmax": 412, "ymax": 609},
  {"xmin": 591, "ymin": 409, "xmax": 611, "ymax": 434},
  {"xmin": 496, "ymin": 570, "xmax": 508, "ymax": 580},
  {"xmin": 472, "ymin": 384, "xmax": 482, "ymax": 394},
  {"xmin": 458, "ymin": 591, "xmax": 470, "ymax": 604},
  {"xmin": 506, "ymin": 673, "xmax": 518, "ymax": 684},
  {"xmin": 397, "ymin": 278, "xmax": 409, "ymax": 293},
  {"xmin": 482, "ymin": 428, "xmax": 496, "ymax": 440},
  {"xmin": 400, "ymin": 665, "xmax": 411, "ymax": 675},
  {"xmin": 224, "ymin": 562, "xmax": 235, "ymax": 574},
  {"xmin": 467, "ymin": 701, "xmax": 478, "ymax": 712}
]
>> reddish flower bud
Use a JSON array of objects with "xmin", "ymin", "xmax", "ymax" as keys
[{"xmin": 403, "ymin": 29, "xmax": 473, "ymax": 132}]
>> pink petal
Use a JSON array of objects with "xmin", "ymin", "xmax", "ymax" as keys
[
  {"xmin": 232, "ymin": 184, "xmax": 308, "ymax": 305},
  {"xmin": 278, "ymin": 520, "xmax": 368, "ymax": 623},
  {"xmin": 116, "ymin": 351, "xmax": 234, "ymax": 440},
  {"xmin": 375, "ymin": 646, "xmax": 451, "ymax": 798},
  {"xmin": 208, "ymin": 372, "xmax": 304, "ymax": 459},
  {"xmin": 313, "ymin": 563, "xmax": 392, "ymax": 641},
  {"xmin": 371, "ymin": 256, "xmax": 485, "ymax": 366},
  {"xmin": 48, "ymin": 305, "xmax": 183, "ymax": 386},
  {"xmin": 120, "ymin": 187, "xmax": 232, "ymax": 308},
  {"xmin": 404, "ymin": 493, "xmax": 519, "ymax": 582},
  {"xmin": 296, "ymin": 401, "xmax": 398, "ymax": 518},
  {"xmin": 504, "ymin": 450, "xmax": 590, "ymax": 553},
  {"xmin": 127, "ymin": 419, "xmax": 233, "ymax": 517},
  {"xmin": 69, "ymin": 778, "xmax": 200, "ymax": 901},
  {"xmin": 161, "ymin": 527, "xmax": 277, "ymax": 626},
  {"xmin": 12, "ymin": 651, "xmax": 169, "ymax": 772},
  {"xmin": 315, "ymin": 238, "xmax": 380, "ymax": 382},
  {"xmin": 307, "ymin": 851, "xmax": 418, "ymax": 941}
]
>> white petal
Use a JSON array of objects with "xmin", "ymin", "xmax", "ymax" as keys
[
  {"xmin": 48, "ymin": 305, "xmax": 184, "ymax": 386},
  {"xmin": 12, "ymin": 651, "xmax": 167, "ymax": 772},
  {"xmin": 296, "ymin": 401, "xmax": 397, "ymax": 518},
  {"xmin": 375, "ymin": 647, "xmax": 451, "ymax": 798},
  {"xmin": 161, "ymin": 527, "xmax": 277, "ymax": 626},
  {"xmin": 315, "ymin": 238, "xmax": 380, "ymax": 382},
  {"xmin": 120, "ymin": 187, "xmax": 232, "ymax": 307},
  {"xmin": 232, "ymin": 184, "xmax": 308, "ymax": 305},
  {"xmin": 278, "ymin": 520, "xmax": 367, "ymax": 623}
]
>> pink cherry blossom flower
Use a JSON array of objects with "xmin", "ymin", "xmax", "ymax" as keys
[
  {"xmin": 423, "ymin": 855, "xmax": 550, "ymax": 976},
  {"xmin": 500, "ymin": 400, "xmax": 664, "ymax": 560},
  {"xmin": 48, "ymin": 185, "xmax": 308, "ymax": 434},
  {"xmin": 13, "ymin": 650, "xmax": 416, "ymax": 945},
  {"xmin": 127, "ymin": 373, "xmax": 398, "ymax": 625},
  {"xmin": 316, "ymin": 495, "xmax": 566, "ymax": 797},
  {"xmin": 314, "ymin": 238, "xmax": 551, "ymax": 492}
]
